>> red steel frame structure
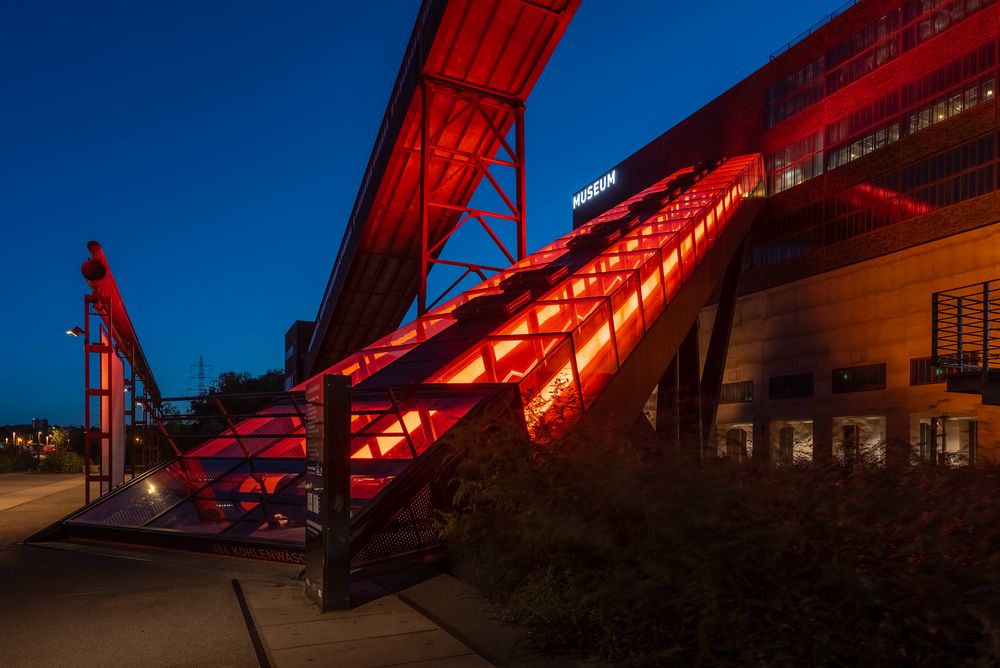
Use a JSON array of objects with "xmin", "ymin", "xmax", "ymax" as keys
[
  {"xmin": 305, "ymin": 0, "xmax": 578, "ymax": 376},
  {"xmin": 81, "ymin": 242, "xmax": 161, "ymax": 503},
  {"xmin": 54, "ymin": 156, "xmax": 764, "ymax": 563},
  {"xmin": 417, "ymin": 75, "xmax": 526, "ymax": 314}
]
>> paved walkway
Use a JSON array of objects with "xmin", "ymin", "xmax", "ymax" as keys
[
  {"xmin": 240, "ymin": 561, "xmax": 569, "ymax": 668},
  {"xmin": 242, "ymin": 576, "xmax": 491, "ymax": 667},
  {"xmin": 0, "ymin": 473, "xmax": 85, "ymax": 512},
  {"xmin": 0, "ymin": 473, "xmax": 564, "ymax": 667}
]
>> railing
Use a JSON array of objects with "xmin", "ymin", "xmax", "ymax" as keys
[
  {"xmin": 932, "ymin": 278, "xmax": 1000, "ymax": 375},
  {"xmin": 769, "ymin": 0, "xmax": 862, "ymax": 60}
]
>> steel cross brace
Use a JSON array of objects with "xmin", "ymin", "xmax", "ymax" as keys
[{"xmin": 417, "ymin": 76, "xmax": 526, "ymax": 314}]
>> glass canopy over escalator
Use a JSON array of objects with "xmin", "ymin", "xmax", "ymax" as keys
[{"xmin": 59, "ymin": 154, "xmax": 764, "ymax": 559}]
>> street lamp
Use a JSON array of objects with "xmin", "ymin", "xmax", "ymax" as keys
[{"xmin": 66, "ymin": 326, "xmax": 84, "ymax": 337}]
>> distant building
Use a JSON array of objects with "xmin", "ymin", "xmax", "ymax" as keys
[{"xmin": 284, "ymin": 320, "xmax": 316, "ymax": 390}]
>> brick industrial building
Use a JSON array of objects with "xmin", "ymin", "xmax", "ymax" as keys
[{"xmin": 572, "ymin": 0, "xmax": 1000, "ymax": 464}]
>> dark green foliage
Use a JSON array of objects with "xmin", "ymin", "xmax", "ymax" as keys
[
  {"xmin": 0, "ymin": 449, "xmax": 35, "ymax": 473},
  {"xmin": 38, "ymin": 450, "xmax": 84, "ymax": 473},
  {"xmin": 441, "ymin": 426, "xmax": 1000, "ymax": 666},
  {"xmin": 184, "ymin": 369, "xmax": 285, "ymax": 438}
]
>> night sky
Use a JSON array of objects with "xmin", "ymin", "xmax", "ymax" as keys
[{"xmin": 1, "ymin": 1, "xmax": 837, "ymax": 425}]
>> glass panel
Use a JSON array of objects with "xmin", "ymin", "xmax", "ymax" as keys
[
  {"xmin": 146, "ymin": 498, "xmax": 238, "ymax": 533},
  {"xmin": 257, "ymin": 437, "xmax": 306, "ymax": 458},
  {"xmin": 541, "ymin": 272, "xmax": 630, "ymax": 301},
  {"xmin": 678, "ymin": 229, "xmax": 695, "ymax": 279},
  {"xmin": 430, "ymin": 335, "xmax": 567, "ymax": 385},
  {"xmin": 572, "ymin": 302, "xmax": 617, "ymax": 407},
  {"xmin": 610, "ymin": 274, "xmax": 644, "ymax": 360},
  {"xmin": 579, "ymin": 250, "xmax": 654, "ymax": 275},
  {"xmin": 519, "ymin": 339, "xmax": 581, "ymax": 442},
  {"xmin": 365, "ymin": 315, "xmax": 455, "ymax": 349},
  {"xmin": 69, "ymin": 458, "xmax": 243, "ymax": 528},
  {"xmin": 222, "ymin": 504, "xmax": 306, "ymax": 544},
  {"xmin": 351, "ymin": 475, "xmax": 394, "ymax": 501},
  {"xmin": 660, "ymin": 236, "xmax": 682, "ymax": 300},
  {"xmin": 639, "ymin": 251, "xmax": 666, "ymax": 325},
  {"xmin": 496, "ymin": 299, "xmax": 604, "ymax": 336},
  {"xmin": 351, "ymin": 393, "xmax": 489, "ymax": 459}
]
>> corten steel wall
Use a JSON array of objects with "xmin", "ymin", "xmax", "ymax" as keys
[
  {"xmin": 572, "ymin": 0, "xmax": 1000, "ymax": 461},
  {"xmin": 708, "ymin": 221, "xmax": 1000, "ymax": 462}
]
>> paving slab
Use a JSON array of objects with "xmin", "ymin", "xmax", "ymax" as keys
[
  {"xmin": 242, "ymin": 575, "xmax": 493, "ymax": 667},
  {"xmin": 269, "ymin": 628, "xmax": 482, "ymax": 668}
]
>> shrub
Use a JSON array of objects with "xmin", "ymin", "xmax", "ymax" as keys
[
  {"xmin": 0, "ymin": 449, "xmax": 35, "ymax": 473},
  {"xmin": 39, "ymin": 450, "xmax": 84, "ymax": 473},
  {"xmin": 441, "ymin": 424, "xmax": 1000, "ymax": 666}
]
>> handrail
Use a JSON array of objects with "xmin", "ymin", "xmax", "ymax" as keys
[
  {"xmin": 932, "ymin": 278, "xmax": 1000, "ymax": 375},
  {"xmin": 769, "ymin": 0, "xmax": 862, "ymax": 60}
]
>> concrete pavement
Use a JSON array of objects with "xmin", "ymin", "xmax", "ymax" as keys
[
  {"xmin": 0, "ymin": 473, "xmax": 286, "ymax": 667},
  {"xmin": 0, "ymin": 473, "xmax": 564, "ymax": 667}
]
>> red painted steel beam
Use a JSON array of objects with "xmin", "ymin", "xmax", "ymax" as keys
[{"xmin": 81, "ymin": 240, "xmax": 160, "ymax": 401}]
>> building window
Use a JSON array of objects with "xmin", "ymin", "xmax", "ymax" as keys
[
  {"xmin": 763, "ymin": 1, "xmax": 994, "ymax": 128},
  {"xmin": 832, "ymin": 363, "xmax": 887, "ymax": 393},
  {"xmin": 750, "ymin": 133, "xmax": 998, "ymax": 270},
  {"xmin": 842, "ymin": 424, "xmax": 861, "ymax": 465},
  {"xmin": 905, "ymin": 76, "xmax": 994, "ymax": 135},
  {"xmin": 767, "ymin": 132, "xmax": 824, "ymax": 194},
  {"xmin": 766, "ymin": 57, "xmax": 825, "ymax": 128},
  {"xmin": 720, "ymin": 380, "xmax": 753, "ymax": 404},
  {"xmin": 724, "ymin": 427, "xmax": 749, "ymax": 460},
  {"xmin": 826, "ymin": 122, "xmax": 900, "ymax": 171},
  {"xmin": 778, "ymin": 426, "xmax": 795, "ymax": 464},
  {"xmin": 902, "ymin": 41, "xmax": 995, "ymax": 108},
  {"xmin": 910, "ymin": 356, "xmax": 950, "ymax": 385},
  {"xmin": 918, "ymin": 416, "xmax": 978, "ymax": 464},
  {"xmin": 902, "ymin": 0, "xmax": 997, "ymax": 51},
  {"xmin": 769, "ymin": 372, "xmax": 814, "ymax": 399}
]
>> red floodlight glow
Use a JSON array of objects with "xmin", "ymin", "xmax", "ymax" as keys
[{"xmin": 66, "ymin": 155, "xmax": 763, "ymax": 551}]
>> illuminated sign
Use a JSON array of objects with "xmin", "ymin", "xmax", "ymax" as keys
[{"xmin": 572, "ymin": 169, "xmax": 616, "ymax": 209}]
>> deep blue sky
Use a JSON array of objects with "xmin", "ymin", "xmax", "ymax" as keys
[{"xmin": 1, "ymin": 1, "xmax": 836, "ymax": 425}]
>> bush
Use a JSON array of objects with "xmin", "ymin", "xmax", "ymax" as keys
[
  {"xmin": 441, "ymin": 425, "xmax": 1000, "ymax": 666},
  {"xmin": 0, "ymin": 449, "xmax": 35, "ymax": 473},
  {"xmin": 38, "ymin": 450, "xmax": 84, "ymax": 473}
]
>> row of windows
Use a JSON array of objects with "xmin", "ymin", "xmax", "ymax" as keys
[
  {"xmin": 827, "ymin": 92, "xmax": 900, "ymax": 145},
  {"xmin": 720, "ymin": 380, "xmax": 754, "ymax": 403},
  {"xmin": 901, "ymin": 41, "xmax": 995, "ymax": 107},
  {"xmin": 753, "ymin": 166, "xmax": 993, "ymax": 264},
  {"xmin": 766, "ymin": 0, "xmax": 995, "ymax": 128},
  {"xmin": 826, "ymin": 122, "xmax": 900, "ymax": 170},
  {"xmin": 720, "ymin": 359, "xmax": 964, "ymax": 404},
  {"xmin": 902, "ymin": 0, "xmax": 995, "ymax": 51},
  {"xmin": 751, "ymin": 133, "xmax": 998, "ymax": 268},
  {"xmin": 906, "ymin": 76, "xmax": 995, "ymax": 134},
  {"xmin": 723, "ymin": 419, "xmax": 979, "ymax": 465},
  {"xmin": 767, "ymin": 132, "xmax": 825, "ymax": 194},
  {"xmin": 826, "ymin": 32, "xmax": 899, "ymax": 94},
  {"xmin": 771, "ymin": 40, "xmax": 998, "ymax": 192}
]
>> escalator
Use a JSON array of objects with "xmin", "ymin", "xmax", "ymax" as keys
[{"xmin": 43, "ymin": 154, "xmax": 764, "ymax": 563}]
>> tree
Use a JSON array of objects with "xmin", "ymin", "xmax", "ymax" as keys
[{"xmin": 186, "ymin": 369, "xmax": 286, "ymax": 436}]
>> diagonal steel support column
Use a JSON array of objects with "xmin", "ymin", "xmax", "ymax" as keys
[
  {"xmin": 677, "ymin": 322, "xmax": 703, "ymax": 465},
  {"xmin": 655, "ymin": 355, "xmax": 680, "ymax": 454},
  {"xmin": 700, "ymin": 241, "xmax": 746, "ymax": 446}
]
